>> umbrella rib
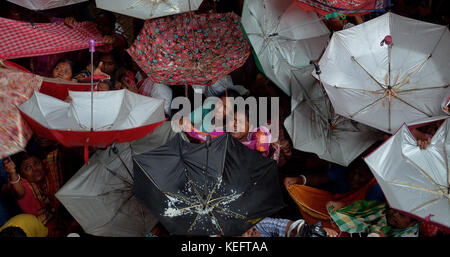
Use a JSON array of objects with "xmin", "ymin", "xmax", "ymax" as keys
[
  {"xmin": 392, "ymin": 95, "xmax": 433, "ymax": 117},
  {"xmin": 403, "ymin": 153, "xmax": 448, "ymax": 194},
  {"xmin": 409, "ymin": 196, "xmax": 444, "ymax": 213},
  {"xmin": 163, "ymin": 192, "xmax": 198, "ymax": 206},
  {"xmin": 291, "ymin": 75, "xmax": 328, "ymax": 123},
  {"xmin": 186, "ymin": 212, "xmax": 202, "ymax": 233},
  {"xmin": 332, "ymin": 86, "xmax": 383, "ymax": 94},
  {"xmin": 205, "ymin": 135, "xmax": 229, "ymax": 204},
  {"xmin": 208, "ymin": 212, "xmax": 224, "ymax": 235},
  {"xmin": 185, "ymin": 172, "xmax": 206, "ymax": 205},
  {"xmin": 396, "ymin": 85, "xmax": 449, "ymax": 93},
  {"xmin": 348, "ymin": 95, "xmax": 385, "ymax": 119},
  {"xmin": 213, "ymin": 205, "xmax": 247, "ymax": 219},
  {"xmin": 385, "ymin": 180, "xmax": 445, "ymax": 196},
  {"xmin": 351, "ymin": 56, "xmax": 386, "ymax": 90},
  {"xmin": 105, "ymin": 168, "xmax": 133, "ymax": 186},
  {"xmin": 133, "ymin": 157, "xmax": 164, "ymax": 192},
  {"xmin": 393, "ymin": 55, "xmax": 432, "ymax": 90}
]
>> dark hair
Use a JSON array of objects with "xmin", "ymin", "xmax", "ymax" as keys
[
  {"xmin": 96, "ymin": 10, "xmax": 116, "ymax": 25},
  {"xmin": 0, "ymin": 226, "xmax": 27, "ymax": 237},
  {"xmin": 52, "ymin": 58, "xmax": 75, "ymax": 74}
]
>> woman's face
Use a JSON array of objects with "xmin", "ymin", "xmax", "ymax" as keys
[
  {"xmin": 20, "ymin": 156, "xmax": 45, "ymax": 183},
  {"xmin": 52, "ymin": 62, "xmax": 72, "ymax": 81},
  {"xmin": 96, "ymin": 14, "xmax": 114, "ymax": 35}
]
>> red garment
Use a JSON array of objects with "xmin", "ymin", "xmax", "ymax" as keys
[{"xmin": 0, "ymin": 17, "xmax": 103, "ymax": 59}]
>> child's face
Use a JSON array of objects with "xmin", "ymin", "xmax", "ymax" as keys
[
  {"xmin": 387, "ymin": 209, "xmax": 414, "ymax": 229},
  {"xmin": 52, "ymin": 61, "xmax": 72, "ymax": 81}
]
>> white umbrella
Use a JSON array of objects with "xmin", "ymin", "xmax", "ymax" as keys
[
  {"xmin": 7, "ymin": 0, "xmax": 88, "ymax": 10},
  {"xmin": 364, "ymin": 118, "xmax": 450, "ymax": 230},
  {"xmin": 315, "ymin": 12, "xmax": 450, "ymax": 133},
  {"xmin": 95, "ymin": 0, "xmax": 203, "ymax": 20},
  {"xmin": 241, "ymin": 0, "xmax": 330, "ymax": 96},
  {"xmin": 55, "ymin": 121, "xmax": 177, "ymax": 236},
  {"xmin": 284, "ymin": 65, "xmax": 381, "ymax": 166},
  {"xmin": 18, "ymin": 89, "xmax": 166, "ymax": 149}
]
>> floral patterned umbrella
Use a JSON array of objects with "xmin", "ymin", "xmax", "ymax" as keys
[
  {"xmin": 127, "ymin": 12, "xmax": 251, "ymax": 86},
  {"xmin": 0, "ymin": 67, "xmax": 42, "ymax": 159}
]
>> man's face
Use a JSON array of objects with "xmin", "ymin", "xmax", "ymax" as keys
[
  {"xmin": 100, "ymin": 55, "xmax": 116, "ymax": 75},
  {"xmin": 20, "ymin": 156, "xmax": 45, "ymax": 183}
]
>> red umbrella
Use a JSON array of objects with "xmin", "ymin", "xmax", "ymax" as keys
[
  {"xmin": 295, "ymin": 0, "xmax": 388, "ymax": 16},
  {"xmin": 19, "ymin": 90, "xmax": 166, "ymax": 163},
  {"xmin": 127, "ymin": 12, "xmax": 251, "ymax": 86}
]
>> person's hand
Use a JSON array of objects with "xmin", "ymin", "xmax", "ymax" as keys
[
  {"xmin": 2, "ymin": 158, "xmax": 17, "ymax": 175},
  {"xmin": 283, "ymin": 176, "xmax": 305, "ymax": 187},
  {"xmin": 64, "ymin": 96, "xmax": 73, "ymax": 103},
  {"xmin": 64, "ymin": 17, "xmax": 77, "ymax": 28},
  {"xmin": 444, "ymin": 106, "xmax": 449, "ymax": 114},
  {"xmin": 324, "ymin": 227, "xmax": 338, "ymax": 237},
  {"xmin": 418, "ymin": 137, "xmax": 431, "ymax": 150},
  {"xmin": 326, "ymin": 201, "xmax": 346, "ymax": 212},
  {"xmin": 102, "ymin": 35, "xmax": 115, "ymax": 45}
]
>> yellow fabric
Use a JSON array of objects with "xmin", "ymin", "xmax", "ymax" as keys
[{"xmin": 0, "ymin": 214, "xmax": 48, "ymax": 237}]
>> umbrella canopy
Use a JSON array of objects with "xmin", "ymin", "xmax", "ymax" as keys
[
  {"xmin": 56, "ymin": 121, "xmax": 177, "ymax": 236},
  {"xmin": 0, "ymin": 67, "xmax": 42, "ymax": 159},
  {"xmin": 95, "ymin": 0, "xmax": 204, "ymax": 20},
  {"xmin": 39, "ymin": 77, "xmax": 92, "ymax": 101},
  {"xmin": 314, "ymin": 12, "xmax": 450, "ymax": 133},
  {"xmin": 133, "ymin": 133, "xmax": 285, "ymax": 236},
  {"xmin": 0, "ymin": 17, "xmax": 103, "ymax": 59},
  {"xmin": 295, "ymin": 0, "xmax": 388, "ymax": 16},
  {"xmin": 18, "ymin": 90, "xmax": 166, "ymax": 148},
  {"xmin": 364, "ymin": 118, "xmax": 450, "ymax": 230},
  {"xmin": 284, "ymin": 65, "xmax": 381, "ymax": 166},
  {"xmin": 127, "ymin": 12, "xmax": 251, "ymax": 86},
  {"xmin": 241, "ymin": 0, "xmax": 330, "ymax": 95},
  {"xmin": 7, "ymin": 0, "xmax": 88, "ymax": 10}
]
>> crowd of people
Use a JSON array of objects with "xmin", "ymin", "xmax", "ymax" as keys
[{"xmin": 0, "ymin": 0, "xmax": 449, "ymax": 238}]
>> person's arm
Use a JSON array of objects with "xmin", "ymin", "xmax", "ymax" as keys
[
  {"xmin": 2, "ymin": 159, "xmax": 26, "ymax": 200},
  {"xmin": 354, "ymin": 15, "xmax": 364, "ymax": 25}
]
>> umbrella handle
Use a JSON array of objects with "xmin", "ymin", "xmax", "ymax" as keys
[{"xmin": 89, "ymin": 39, "xmax": 95, "ymax": 131}]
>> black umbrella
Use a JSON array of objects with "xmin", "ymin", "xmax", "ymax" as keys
[{"xmin": 132, "ymin": 133, "xmax": 285, "ymax": 236}]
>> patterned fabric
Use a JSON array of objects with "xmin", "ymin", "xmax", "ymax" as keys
[
  {"xmin": 0, "ymin": 67, "xmax": 42, "ymax": 159},
  {"xmin": 328, "ymin": 200, "xmax": 389, "ymax": 235},
  {"xmin": 0, "ymin": 17, "xmax": 103, "ymax": 59},
  {"xmin": 255, "ymin": 217, "xmax": 291, "ymax": 237},
  {"xmin": 295, "ymin": 0, "xmax": 387, "ymax": 16},
  {"xmin": 20, "ymin": 150, "xmax": 62, "ymax": 226},
  {"xmin": 127, "ymin": 12, "xmax": 251, "ymax": 86},
  {"xmin": 328, "ymin": 200, "xmax": 420, "ymax": 237}
]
